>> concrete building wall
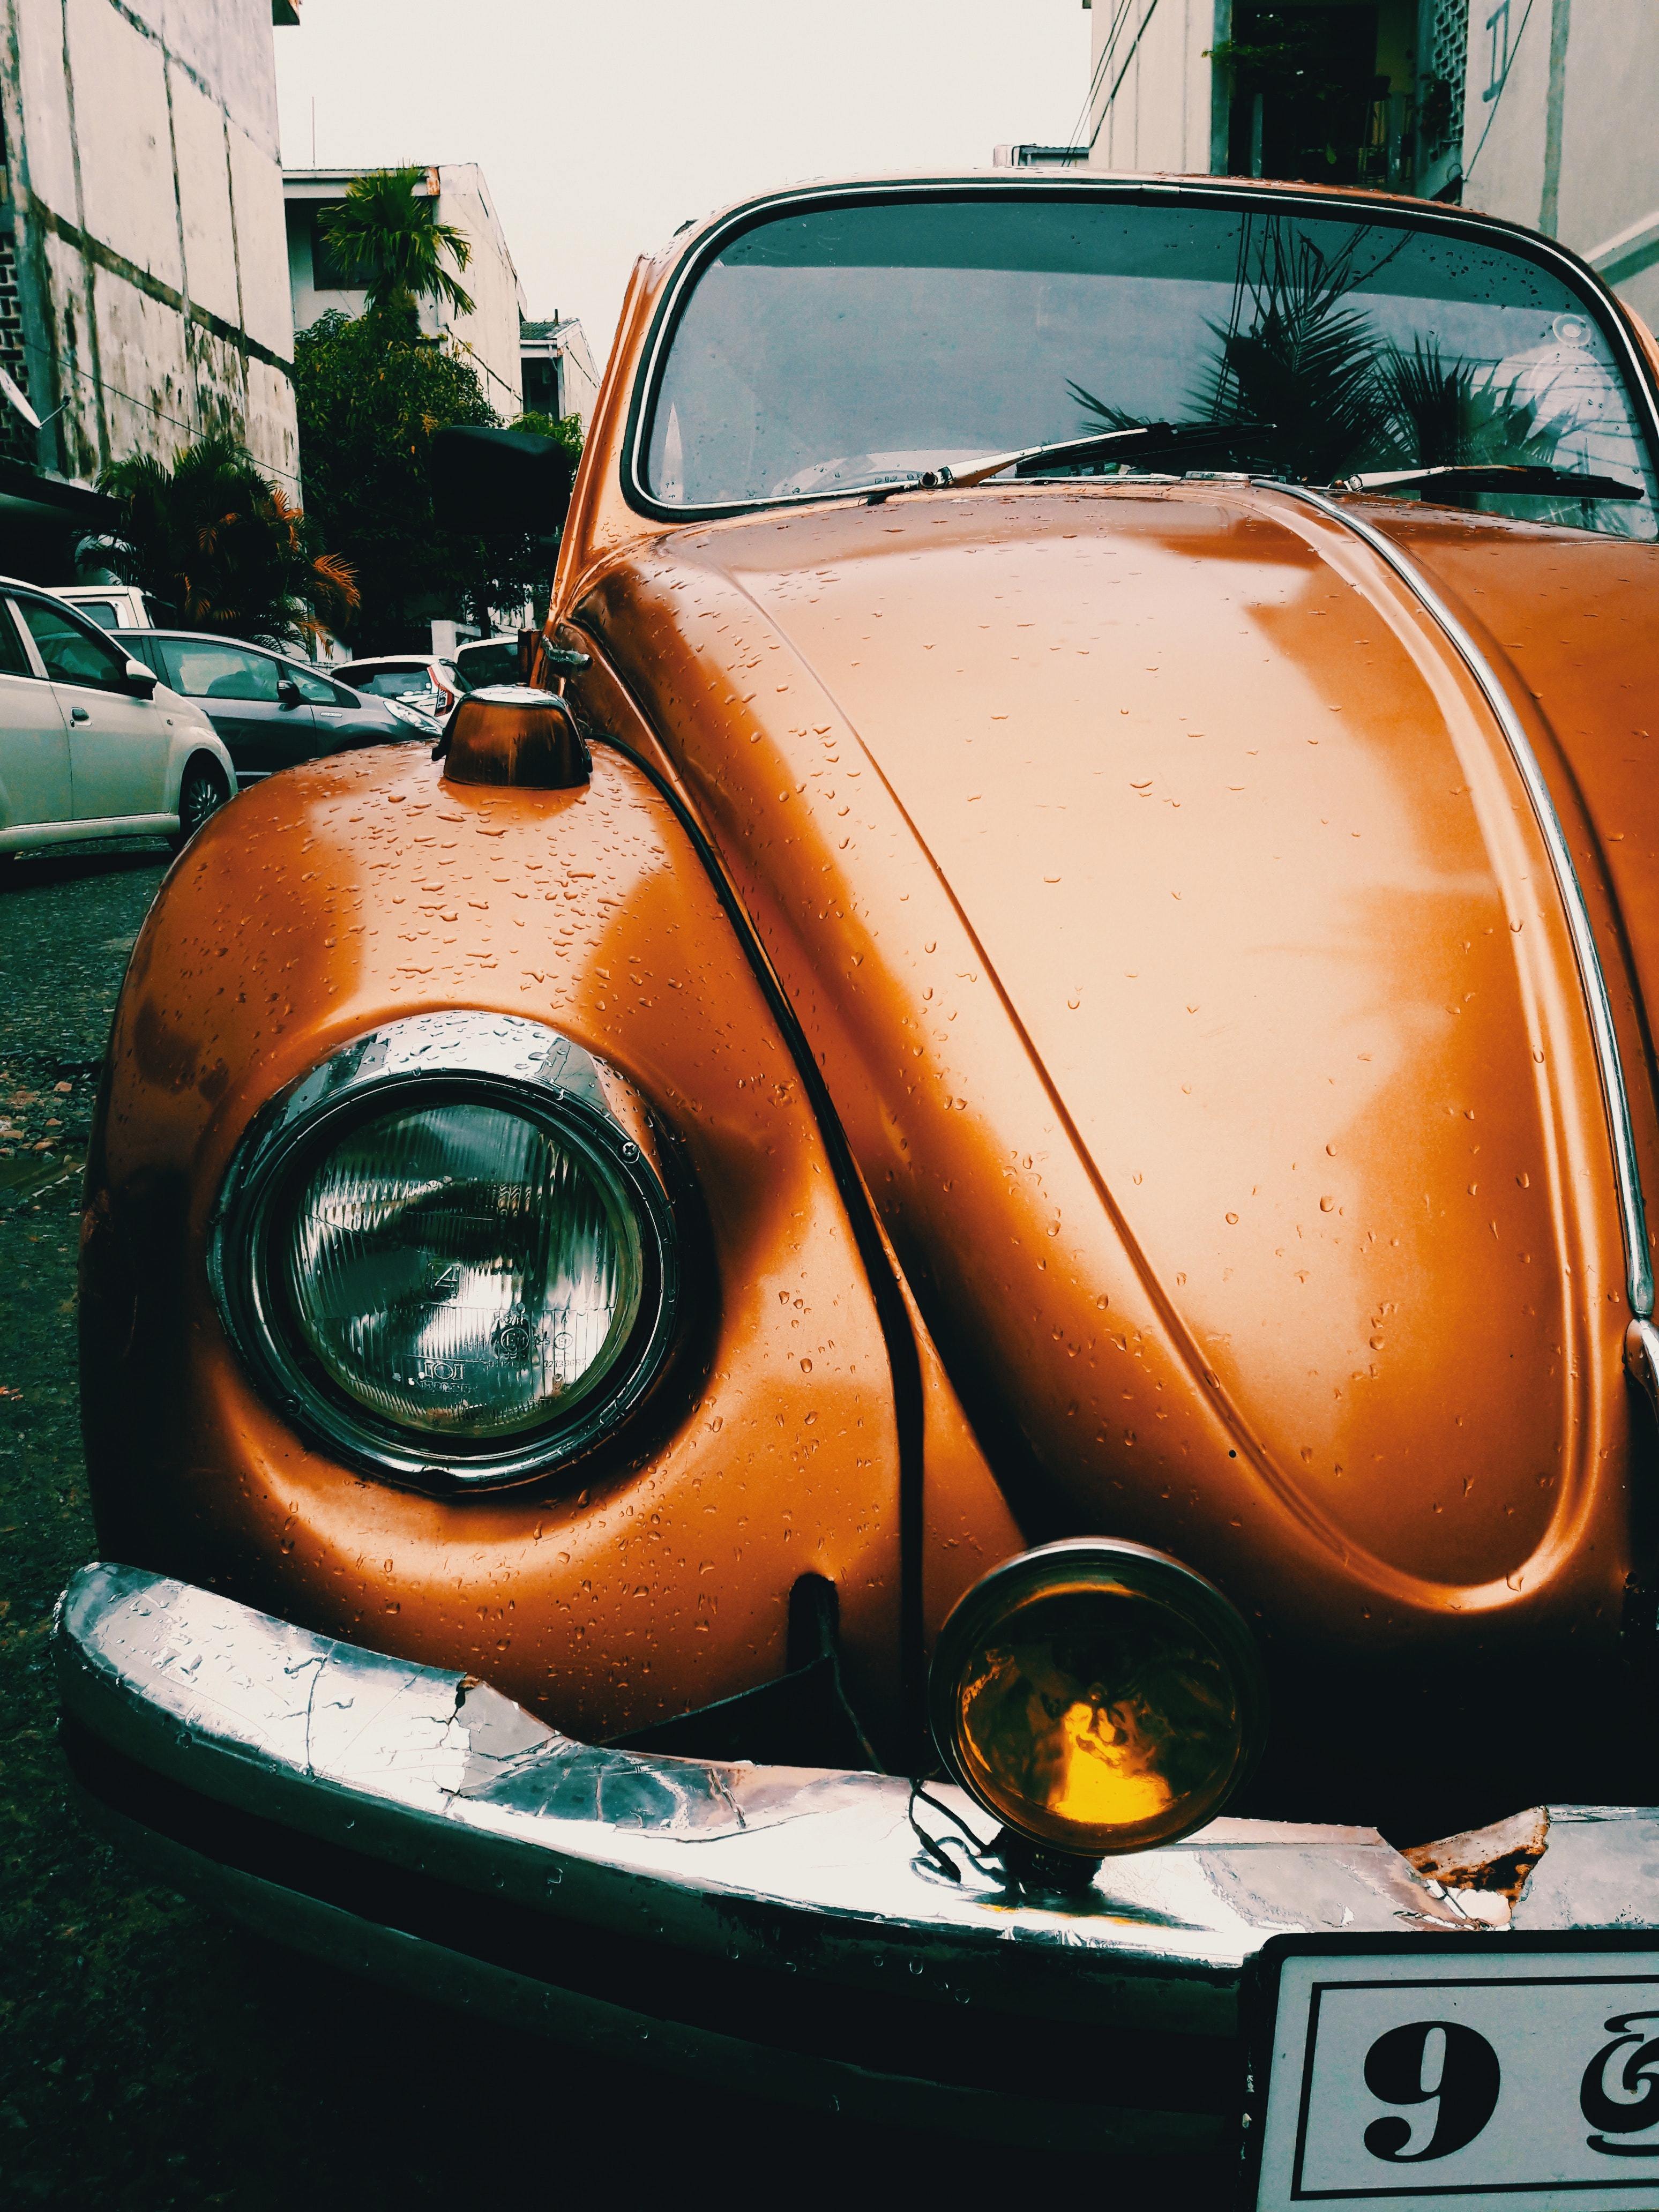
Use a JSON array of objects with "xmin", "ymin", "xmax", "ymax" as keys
[
  {"xmin": 0, "ymin": 0, "xmax": 298, "ymax": 491},
  {"xmin": 1460, "ymin": 1, "xmax": 1659, "ymax": 332},
  {"xmin": 520, "ymin": 315, "xmax": 599, "ymax": 432},
  {"xmin": 286, "ymin": 162, "xmax": 526, "ymax": 418},
  {"xmin": 1085, "ymin": 0, "xmax": 1220, "ymax": 174}
]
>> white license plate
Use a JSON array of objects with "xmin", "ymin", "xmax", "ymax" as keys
[{"xmin": 1254, "ymin": 1939, "xmax": 1659, "ymax": 2210}]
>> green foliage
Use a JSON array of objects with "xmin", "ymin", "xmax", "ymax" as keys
[
  {"xmin": 1205, "ymin": 27, "xmax": 1356, "ymax": 104},
  {"xmin": 97, "ymin": 431, "xmax": 358, "ymax": 647},
  {"xmin": 1374, "ymin": 339, "xmax": 1568, "ymax": 473},
  {"xmin": 509, "ymin": 408, "xmax": 585, "ymax": 465},
  {"xmin": 316, "ymin": 166, "xmax": 475, "ymax": 331},
  {"xmin": 1194, "ymin": 222, "xmax": 1409, "ymax": 481},
  {"xmin": 1070, "ymin": 218, "xmax": 1568, "ymax": 491},
  {"xmin": 294, "ymin": 310, "xmax": 547, "ymax": 647}
]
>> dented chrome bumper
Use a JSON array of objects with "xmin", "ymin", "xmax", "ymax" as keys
[{"xmin": 52, "ymin": 1563, "xmax": 1659, "ymax": 2151}]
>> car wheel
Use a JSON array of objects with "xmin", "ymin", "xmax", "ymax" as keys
[{"xmin": 171, "ymin": 757, "xmax": 230, "ymax": 852}]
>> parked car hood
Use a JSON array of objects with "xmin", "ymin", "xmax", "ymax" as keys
[{"xmin": 575, "ymin": 482, "xmax": 1654, "ymax": 1654}]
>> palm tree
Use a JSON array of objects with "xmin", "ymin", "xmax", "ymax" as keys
[
  {"xmin": 99, "ymin": 432, "xmax": 360, "ymax": 648},
  {"xmin": 316, "ymin": 167, "xmax": 475, "ymax": 333}
]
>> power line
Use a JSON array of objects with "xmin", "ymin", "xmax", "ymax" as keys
[
  {"xmin": 11, "ymin": 316, "xmax": 522, "ymax": 495},
  {"xmin": 1090, "ymin": 0, "xmax": 1165, "ymax": 150},
  {"xmin": 13, "ymin": 331, "xmax": 306, "ymax": 489},
  {"xmin": 1066, "ymin": 0, "xmax": 1140, "ymax": 154},
  {"xmin": 1463, "ymin": 0, "xmax": 1538, "ymax": 188}
]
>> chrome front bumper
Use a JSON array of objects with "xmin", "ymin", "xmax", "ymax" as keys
[{"xmin": 53, "ymin": 1563, "xmax": 1659, "ymax": 2153}]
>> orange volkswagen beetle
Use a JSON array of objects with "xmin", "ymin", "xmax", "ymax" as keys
[{"xmin": 55, "ymin": 173, "xmax": 1659, "ymax": 2187}]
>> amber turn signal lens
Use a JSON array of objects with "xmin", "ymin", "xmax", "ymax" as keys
[{"xmin": 928, "ymin": 1540, "xmax": 1267, "ymax": 1857}]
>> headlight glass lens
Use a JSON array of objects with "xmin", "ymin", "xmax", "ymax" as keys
[
  {"xmin": 931, "ymin": 1544, "xmax": 1266, "ymax": 1856},
  {"xmin": 282, "ymin": 1100, "xmax": 644, "ymax": 1439}
]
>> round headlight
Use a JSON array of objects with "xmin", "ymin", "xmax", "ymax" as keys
[
  {"xmin": 928, "ymin": 1540, "xmax": 1267, "ymax": 1858},
  {"xmin": 212, "ymin": 1015, "xmax": 680, "ymax": 1489},
  {"xmin": 284, "ymin": 1099, "xmax": 646, "ymax": 1439}
]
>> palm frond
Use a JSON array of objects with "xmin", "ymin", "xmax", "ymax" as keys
[
  {"xmin": 318, "ymin": 166, "xmax": 477, "ymax": 323},
  {"xmin": 1374, "ymin": 339, "xmax": 1568, "ymax": 470}
]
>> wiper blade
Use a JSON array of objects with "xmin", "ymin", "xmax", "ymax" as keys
[
  {"xmin": 1007, "ymin": 420, "xmax": 1277, "ymax": 482},
  {"xmin": 871, "ymin": 421, "xmax": 1277, "ymax": 497},
  {"xmin": 1341, "ymin": 462, "xmax": 1646, "ymax": 502}
]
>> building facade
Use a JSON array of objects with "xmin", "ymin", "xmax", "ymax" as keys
[
  {"xmin": 1083, "ymin": 3, "xmax": 1448, "ymax": 195},
  {"xmin": 0, "ymin": 0, "xmax": 299, "ymax": 571},
  {"xmin": 1075, "ymin": 3, "xmax": 1659, "ymax": 332},
  {"xmin": 520, "ymin": 315, "xmax": 599, "ymax": 431},
  {"xmin": 285, "ymin": 163, "xmax": 526, "ymax": 419},
  {"xmin": 1459, "ymin": 0, "xmax": 1659, "ymax": 331}
]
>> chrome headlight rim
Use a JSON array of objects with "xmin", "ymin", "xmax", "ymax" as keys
[
  {"xmin": 928, "ymin": 1537, "xmax": 1269, "ymax": 1858},
  {"xmin": 209, "ymin": 1013, "xmax": 682, "ymax": 1493}
]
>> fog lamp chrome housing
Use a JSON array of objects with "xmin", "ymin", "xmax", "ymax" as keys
[
  {"xmin": 928, "ymin": 1539, "xmax": 1268, "ymax": 1859},
  {"xmin": 210, "ymin": 1013, "xmax": 680, "ymax": 1491}
]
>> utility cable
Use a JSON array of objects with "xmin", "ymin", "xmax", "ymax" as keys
[{"xmin": 1462, "ymin": 0, "xmax": 1538, "ymax": 191}]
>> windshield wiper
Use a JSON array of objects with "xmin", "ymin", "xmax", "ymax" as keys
[
  {"xmin": 866, "ymin": 420, "xmax": 1278, "ymax": 498},
  {"xmin": 1341, "ymin": 462, "xmax": 1645, "ymax": 502}
]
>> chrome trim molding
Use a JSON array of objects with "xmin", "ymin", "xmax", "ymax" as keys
[
  {"xmin": 208, "ymin": 1010, "xmax": 682, "ymax": 1491},
  {"xmin": 74, "ymin": 1798, "xmax": 1223, "ymax": 2153},
  {"xmin": 623, "ymin": 178, "xmax": 1659, "ymax": 527},
  {"xmin": 1265, "ymin": 481, "xmax": 1655, "ymax": 1323},
  {"xmin": 57, "ymin": 1564, "xmax": 1474, "ymax": 2056}
]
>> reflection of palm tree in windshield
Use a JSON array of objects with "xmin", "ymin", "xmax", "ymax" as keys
[{"xmin": 1069, "ymin": 215, "xmax": 1568, "ymax": 492}]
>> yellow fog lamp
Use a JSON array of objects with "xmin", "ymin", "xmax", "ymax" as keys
[{"xmin": 928, "ymin": 1540, "xmax": 1268, "ymax": 1866}]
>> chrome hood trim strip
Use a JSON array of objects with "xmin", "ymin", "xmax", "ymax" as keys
[{"xmin": 1264, "ymin": 482, "xmax": 1655, "ymax": 1326}]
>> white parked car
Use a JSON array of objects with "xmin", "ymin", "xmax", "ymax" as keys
[
  {"xmin": 332, "ymin": 652, "xmax": 467, "ymax": 720},
  {"xmin": 0, "ymin": 578, "xmax": 236, "ymax": 861},
  {"xmin": 50, "ymin": 582, "xmax": 161, "ymax": 631}
]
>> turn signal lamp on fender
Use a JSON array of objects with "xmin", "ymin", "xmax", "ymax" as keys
[
  {"xmin": 928, "ymin": 1540, "xmax": 1268, "ymax": 1879},
  {"xmin": 437, "ymin": 684, "xmax": 592, "ymax": 790}
]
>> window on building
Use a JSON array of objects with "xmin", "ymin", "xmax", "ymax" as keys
[
  {"xmin": 312, "ymin": 206, "xmax": 381, "ymax": 293},
  {"xmin": 522, "ymin": 356, "xmax": 561, "ymax": 415}
]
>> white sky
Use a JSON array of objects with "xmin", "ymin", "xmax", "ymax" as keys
[{"xmin": 274, "ymin": 0, "xmax": 1092, "ymax": 371}]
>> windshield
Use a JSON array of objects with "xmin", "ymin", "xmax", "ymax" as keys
[
  {"xmin": 645, "ymin": 196, "xmax": 1656, "ymax": 537},
  {"xmin": 456, "ymin": 642, "xmax": 519, "ymax": 687},
  {"xmin": 342, "ymin": 666, "xmax": 442, "ymax": 699}
]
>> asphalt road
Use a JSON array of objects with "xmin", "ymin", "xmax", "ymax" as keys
[{"xmin": 0, "ymin": 837, "xmax": 1235, "ymax": 2209}]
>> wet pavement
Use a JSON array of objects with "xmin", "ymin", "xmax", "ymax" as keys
[{"xmin": 0, "ymin": 839, "xmax": 1232, "ymax": 2208}]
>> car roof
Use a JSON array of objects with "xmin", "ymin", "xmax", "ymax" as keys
[
  {"xmin": 118, "ymin": 627, "xmax": 303, "ymax": 656},
  {"xmin": 336, "ymin": 655, "xmax": 445, "ymax": 668}
]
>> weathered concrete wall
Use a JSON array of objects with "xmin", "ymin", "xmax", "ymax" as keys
[
  {"xmin": 0, "ymin": 0, "xmax": 298, "ymax": 491},
  {"xmin": 1085, "ymin": 0, "xmax": 1221, "ymax": 176},
  {"xmin": 286, "ymin": 161, "xmax": 525, "ymax": 417},
  {"xmin": 1460, "ymin": 0, "xmax": 1659, "ymax": 334}
]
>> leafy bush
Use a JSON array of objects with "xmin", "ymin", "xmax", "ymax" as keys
[
  {"xmin": 294, "ymin": 311, "xmax": 551, "ymax": 649},
  {"xmin": 98, "ymin": 434, "xmax": 358, "ymax": 648}
]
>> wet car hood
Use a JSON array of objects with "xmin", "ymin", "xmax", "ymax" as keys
[{"xmin": 576, "ymin": 482, "xmax": 1656, "ymax": 1654}]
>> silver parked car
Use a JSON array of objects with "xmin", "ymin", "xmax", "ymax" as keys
[{"xmin": 0, "ymin": 580, "xmax": 235, "ymax": 861}]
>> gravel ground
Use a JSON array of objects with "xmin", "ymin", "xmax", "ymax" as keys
[{"xmin": 0, "ymin": 840, "xmax": 1234, "ymax": 2209}]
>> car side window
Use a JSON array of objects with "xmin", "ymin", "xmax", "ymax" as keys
[
  {"xmin": 112, "ymin": 632, "xmax": 163, "ymax": 679},
  {"xmin": 0, "ymin": 601, "xmax": 38, "ymax": 679},
  {"xmin": 342, "ymin": 666, "xmax": 428, "ymax": 698},
  {"xmin": 285, "ymin": 663, "xmax": 338, "ymax": 706},
  {"xmin": 14, "ymin": 595, "xmax": 131, "ymax": 691},
  {"xmin": 156, "ymin": 640, "xmax": 279, "ymax": 702}
]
